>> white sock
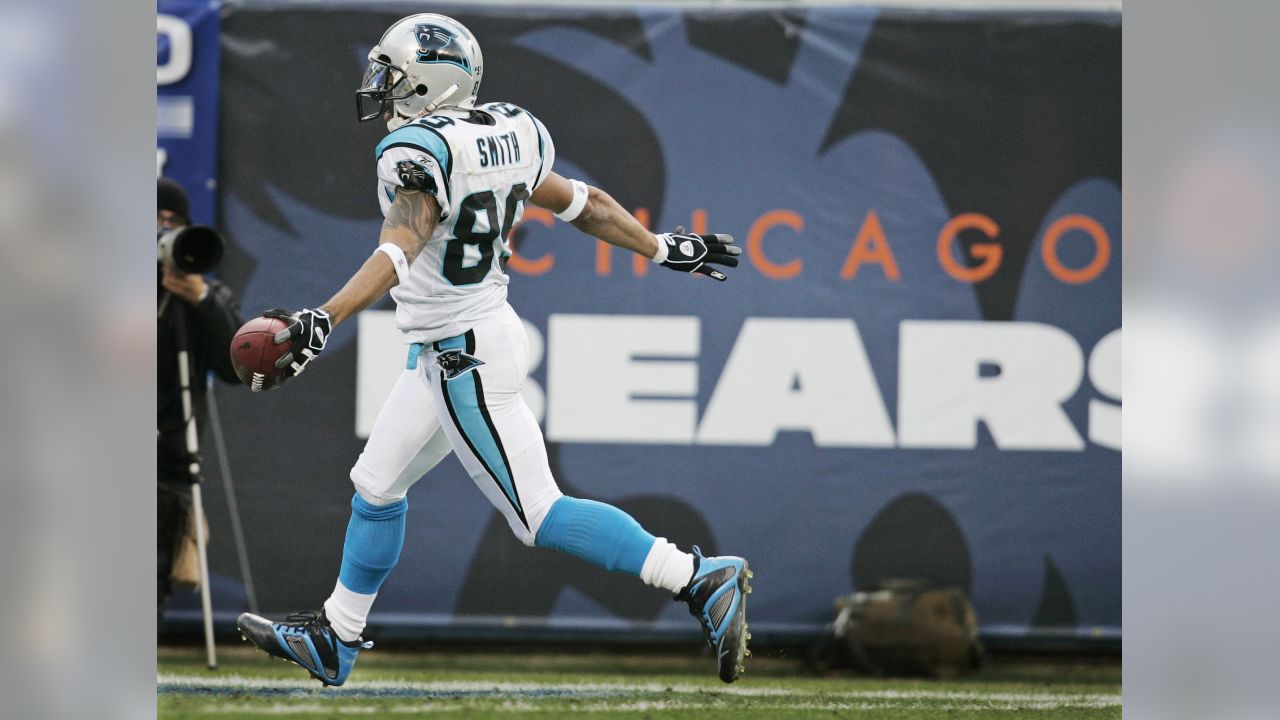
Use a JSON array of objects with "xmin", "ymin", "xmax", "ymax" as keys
[
  {"xmin": 640, "ymin": 538, "xmax": 696, "ymax": 594},
  {"xmin": 323, "ymin": 580, "xmax": 376, "ymax": 643}
]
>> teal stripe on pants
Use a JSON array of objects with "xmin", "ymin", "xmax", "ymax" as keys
[{"xmin": 435, "ymin": 332, "xmax": 525, "ymax": 524}]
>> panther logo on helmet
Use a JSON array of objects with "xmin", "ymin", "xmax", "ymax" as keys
[{"xmin": 413, "ymin": 24, "xmax": 472, "ymax": 71}]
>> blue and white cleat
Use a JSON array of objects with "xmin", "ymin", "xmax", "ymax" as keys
[
  {"xmin": 236, "ymin": 610, "xmax": 371, "ymax": 687},
  {"xmin": 677, "ymin": 545, "xmax": 753, "ymax": 683}
]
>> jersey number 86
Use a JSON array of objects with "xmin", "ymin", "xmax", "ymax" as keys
[{"xmin": 445, "ymin": 182, "xmax": 530, "ymax": 285}]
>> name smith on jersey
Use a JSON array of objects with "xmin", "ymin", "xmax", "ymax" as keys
[{"xmin": 476, "ymin": 131, "xmax": 521, "ymax": 167}]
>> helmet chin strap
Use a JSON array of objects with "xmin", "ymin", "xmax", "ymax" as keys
[
  {"xmin": 385, "ymin": 82, "xmax": 462, "ymax": 132},
  {"xmin": 421, "ymin": 83, "xmax": 460, "ymax": 115}
]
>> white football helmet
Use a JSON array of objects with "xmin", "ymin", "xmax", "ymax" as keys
[{"xmin": 356, "ymin": 14, "xmax": 484, "ymax": 131}]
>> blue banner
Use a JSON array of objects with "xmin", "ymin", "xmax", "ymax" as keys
[{"xmin": 157, "ymin": 0, "xmax": 220, "ymax": 223}]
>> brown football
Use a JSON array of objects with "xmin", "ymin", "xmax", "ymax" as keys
[{"xmin": 229, "ymin": 316, "xmax": 292, "ymax": 392}]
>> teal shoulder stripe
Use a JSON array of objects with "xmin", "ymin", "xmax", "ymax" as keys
[
  {"xmin": 525, "ymin": 111, "xmax": 548, "ymax": 185},
  {"xmin": 524, "ymin": 110, "xmax": 546, "ymax": 162},
  {"xmin": 375, "ymin": 125, "xmax": 451, "ymax": 170}
]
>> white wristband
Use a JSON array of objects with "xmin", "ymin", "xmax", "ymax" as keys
[
  {"xmin": 651, "ymin": 234, "xmax": 669, "ymax": 264},
  {"xmin": 376, "ymin": 243, "xmax": 410, "ymax": 285},
  {"xmin": 554, "ymin": 179, "xmax": 589, "ymax": 222}
]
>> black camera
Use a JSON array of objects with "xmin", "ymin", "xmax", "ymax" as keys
[{"xmin": 157, "ymin": 225, "xmax": 225, "ymax": 274}]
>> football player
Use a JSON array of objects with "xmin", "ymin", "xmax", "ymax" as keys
[{"xmin": 236, "ymin": 13, "xmax": 750, "ymax": 685}]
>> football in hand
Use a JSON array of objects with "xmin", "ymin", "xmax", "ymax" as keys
[{"xmin": 230, "ymin": 316, "xmax": 292, "ymax": 392}]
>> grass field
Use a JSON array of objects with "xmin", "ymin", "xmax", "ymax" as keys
[{"xmin": 158, "ymin": 644, "xmax": 1120, "ymax": 719}]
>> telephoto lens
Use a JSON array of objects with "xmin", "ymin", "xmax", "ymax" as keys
[{"xmin": 157, "ymin": 225, "xmax": 224, "ymax": 273}]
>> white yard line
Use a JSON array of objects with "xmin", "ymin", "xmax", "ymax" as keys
[
  {"xmin": 160, "ymin": 673, "xmax": 1120, "ymax": 709},
  {"xmin": 195, "ymin": 699, "xmax": 1117, "ymax": 715}
]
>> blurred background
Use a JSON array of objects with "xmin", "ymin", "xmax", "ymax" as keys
[{"xmin": 156, "ymin": 0, "xmax": 1120, "ymax": 661}]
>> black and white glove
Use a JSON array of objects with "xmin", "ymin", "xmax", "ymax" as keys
[
  {"xmin": 653, "ymin": 227, "xmax": 741, "ymax": 281},
  {"xmin": 264, "ymin": 307, "xmax": 332, "ymax": 379}
]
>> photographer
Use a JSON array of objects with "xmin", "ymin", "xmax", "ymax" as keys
[{"xmin": 157, "ymin": 176, "xmax": 242, "ymax": 618}]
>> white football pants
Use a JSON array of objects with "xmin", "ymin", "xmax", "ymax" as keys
[{"xmin": 349, "ymin": 303, "xmax": 563, "ymax": 545}]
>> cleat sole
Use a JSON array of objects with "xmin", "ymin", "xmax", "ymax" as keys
[{"xmin": 722, "ymin": 560, "xmax": 752, "ymax": 684}]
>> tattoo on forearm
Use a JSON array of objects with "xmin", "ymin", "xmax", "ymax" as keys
[{"xmin": 383, "ymin": 189, "xmax": 438, "ymax": 244}]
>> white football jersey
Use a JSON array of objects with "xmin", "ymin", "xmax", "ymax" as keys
[{"xmin": 374, "ymin": 102, "xmax": 555, "ymax": 343}]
